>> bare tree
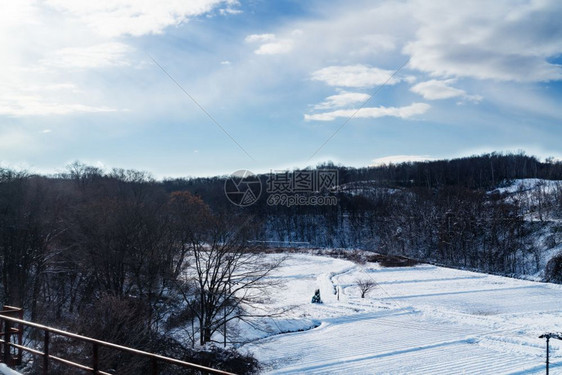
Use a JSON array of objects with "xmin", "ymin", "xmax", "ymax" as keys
[
  {"xmin": 356, "ymin": 278, "xmax": 376, "ymax": 298},
  {"xmin": 174, "ymin": 209, "xmax": 284, "ymax": 346},
  {"xmin": 0, "ymin": 171, "xmax": 64, "ymax": 320}
]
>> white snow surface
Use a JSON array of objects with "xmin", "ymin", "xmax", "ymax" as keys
[
  {"xmin": 239, "ymin": 253, "xmax": 562, "ymax": 374},
  {"xmin": 493, "ymin": 178, "xmax": 562, "ymax": 195},
  {"xmin": 0, "ymin": 364, "xmax": 21, "ymax": 375}
]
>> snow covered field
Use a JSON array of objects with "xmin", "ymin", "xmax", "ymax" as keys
[{"xmin": 240, "ymin": 254, "xmax": 562, "ymax": 374}]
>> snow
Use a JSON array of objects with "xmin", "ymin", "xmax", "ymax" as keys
[
  {"xmin": 337, "ymin": 181, "xmax": 402, "ymax": 196},
  {"xmin": 493, "ymin": 178, "xmax": 562, "ymax": 195},
  {"xmin": 239, "ymin": 253, "xmax": 562, "ymax": 374},
  {"xmin": 0, "ymin": 364, "xmax": 21, "ymax": 375},
  {"xmin": 492, "ymin": 178, "xmax": 562, "ymax": 223}
]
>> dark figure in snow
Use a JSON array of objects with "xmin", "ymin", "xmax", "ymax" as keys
[{"xmin": 311, "ymin": 289, "xmax": 322, "ymax": 303}]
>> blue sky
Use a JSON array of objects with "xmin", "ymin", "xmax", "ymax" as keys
[{"xmin": 1, "ymin": 0, "xmax": 561, "ymax": 178}]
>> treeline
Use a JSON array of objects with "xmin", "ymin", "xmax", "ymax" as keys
[
  {"xmin": 338, "ymin": 152, "xmax": 562, "ymax": 189},
  {"xmin": 163, "ymin": 153, "xmax": 562, "ymax": 204},
  {"xmin": 0, "ymin": 165, "xmax": 263, "ymax": 374},
  {"xmin": 245, "ymin": 187, "xmax": 535, "ymax": 274},
  {"xmin": 162, "ymin": 153, "xmax": 562, "ymax": 276}
]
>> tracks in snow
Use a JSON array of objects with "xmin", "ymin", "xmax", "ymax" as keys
[{"xmin": 240, "ymin": 254, "xmax": 562, "ymax": 374}]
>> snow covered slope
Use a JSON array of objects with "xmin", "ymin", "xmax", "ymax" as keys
[{"xmin": 241, "ymin": 254, "xmax": 562, "ymax": 374}]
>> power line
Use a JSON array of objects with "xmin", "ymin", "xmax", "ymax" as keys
[{"xmin": 147, "ymin": 54, "xmax": 255, "ymax": 161}]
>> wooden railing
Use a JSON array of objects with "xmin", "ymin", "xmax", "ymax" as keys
[
  {"xmin": 0, "ymin": 309, "xmax": 235, "ymax": 375},
  {"xmin": 0, "ymin": 306, "xmax": 23, "ymax": 367}
]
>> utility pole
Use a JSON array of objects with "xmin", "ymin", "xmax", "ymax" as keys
[{"xmin": 539, "ymin": 333, "xmax": 562, "ymax": 375}]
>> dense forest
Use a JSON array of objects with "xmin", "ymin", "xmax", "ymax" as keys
[
  {"xmin": 0, "ymin": 166, "xmax": 264, "ymax": 374},
  {"xmin": 1, "ymin": 152, "xmax": 562, "ymax": 373},
  {"xmin": 166, "ymin": 153, "xmax": 562, "ymax": 275}
]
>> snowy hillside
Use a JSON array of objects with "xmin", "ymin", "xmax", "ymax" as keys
[
  {"xmin": 493, "ymin": 179, "xmax": 562, "ymax": 280},
  {"xmin": 494, "ymin": 178, "xmax": 562, "ymax": 195},
  {"xmin": 493, "ymin": 178, "xmax": 562, "ymax": 221},
  {"xmin": 240, "ymin": 253, "xmax": 562, "ymax": 374}
]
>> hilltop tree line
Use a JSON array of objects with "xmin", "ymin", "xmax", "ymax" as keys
[
  {"xmin": 164, "ymin": 152, "xmax": 562, "ymax": 200},
  {"xmin": 165, "ymin": 152, "xmax": 562, "ymax": 275}
]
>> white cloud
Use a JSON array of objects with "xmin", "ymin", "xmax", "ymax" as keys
[
  {"xmin": 480, "ymin": 80, "xmax": 562, "ymax": 120},
  {"xmin": 410, "ymin": 79, "xmax": 482, "ymax": 102},
  {"xmin": 371, "ymin": 154, "xmax": 435, "ymax": 166},
  {"xmin": 0, "ymin": 60, "xmax": 120, "ymax": 116},
  {"xmin": 0, "ymin": 3, "xmax": 37, "ymax": 28},
  {"xmin": 313, "ymin": 91, "xmax": 370, "ymax": 110},
  {"xmin": 254, "ymin": 40, "xmax": 293, "ymax": 55},
  {"xmin": 0, "ymin": 94, "xmax": 117, "ymax": 116},
  {"xmin": 245, "ymin": 33, "xmax": 276, "ymax": 43},
  {"xmin": 0, "ymin": 1, "xmax": 242, "ymax": 118},
  {"xmin": 286, "ymin": 1, "xmax": 413, "ymax": 60},
  {"xmin": 0, "ymin": 0, "xmax": 219, "ymax": 116},
  {"xmin": 263, "ymin": 1, "xmax": 562, "ymax": 84},
  {"xmin": 305, "ymin": 102, "xmax": 430, "ymax": 121},
  {"xmin": 0, "ymin": 4, "xmax": 138, "ymax": 116},
  {"xmin": 404, "ymin": 0, "xmax": 562, "ymax": 82},
  {"xmin": 219, "ymin": 1, "xmax": 242, "ymax": 16},
  {"xmin": 245, "ymin": 33, "xmax": 294, "ymax": 55},
  {"xmin": 357, "ymin": 34, "xmax": 396, "ymax": 53},
  {"xmin": 311, "ymin": 65, "xmax": 404, "ymax": 88},
  {"xmin": 17, "ymin": 83, "xmax": 80, "ymax": 93},
  {"xmin": 41, "ymin": 43, "xmax": 133, "ymax": 69},
  {"xmin": 44, "ymin": 0, "xmax": 238, "ymax": 37}
]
